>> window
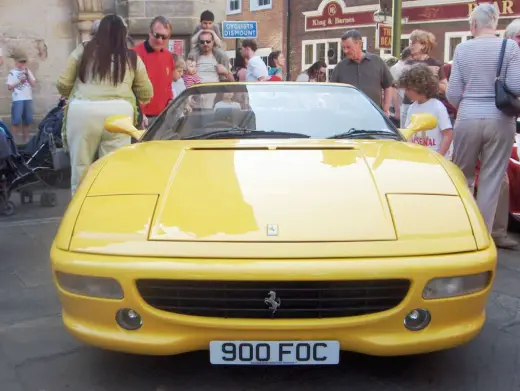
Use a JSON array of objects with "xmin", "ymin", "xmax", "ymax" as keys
[
  {"xmin": 379, "ymin": 49, "xmax": 392, "ymax": 59},
  {"xmin": 400, "ymin": 34, "xmax": 410, "ymax": 56},
  {"xmin": 301, "ymin": 38, "xmax": 367, "ymax": 82},
  {"xmin": 227, "ymin": 0, "xmax": 242, "ymax": 15},
  {"xmin": 444, "ymin": 32, "xmax": 471, "ymax": 62},
  {"xmin": 251, "ymin": 0, "xmax": 272, "ymax": 11},
  {"xmin": 444, "ymin": 31, "xmax": 504, "ymax": 62},
  {"xmin": 379, "ymin": 34, "xmax": 410, "ymax": 59}
]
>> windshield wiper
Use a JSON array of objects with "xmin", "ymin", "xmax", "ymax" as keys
[
  {"xmin": 327, "ymin": 128, "xmax": 401, "ymax": 140},
  {"xmin": 182, "ymin": 128, "xmax": 311, "ymax": 140}
]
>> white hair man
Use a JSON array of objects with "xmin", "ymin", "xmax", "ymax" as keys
[{"xmin": 447, "ymin": 4, "xmax": 520, "ymax": 248}]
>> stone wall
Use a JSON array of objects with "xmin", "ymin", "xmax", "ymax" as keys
[
  {"xmin": 125, "ymin": 0, "xmax": 226, "ymax": 36},
  {"xmin": 0, "ymin": 0, "xmax": 77, "ymax": 125}
]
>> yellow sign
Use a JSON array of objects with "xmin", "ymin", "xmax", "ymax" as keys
[{"xmin": 468, "ymin": 1, "xmax": 514, "ymax": 17}]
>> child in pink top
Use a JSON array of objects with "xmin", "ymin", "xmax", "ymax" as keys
[{"xmin": 182, "ymin": 58, "xmax": 201, "ymax": 88}]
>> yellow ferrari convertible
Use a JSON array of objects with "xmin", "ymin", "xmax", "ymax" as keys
[{"xmin": 51, "ymin": 82, "xmax": 496, "ymax": 364}]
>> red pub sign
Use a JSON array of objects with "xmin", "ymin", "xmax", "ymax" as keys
[
  {"xmin": 376, "ymin": 24, "xmax": 392, "ymax": 49},
  {"xmin": 305, "ymin": 0, "xmax": 519, "ymax": 31}
]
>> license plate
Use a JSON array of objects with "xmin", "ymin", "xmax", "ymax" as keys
[{"xmin": 209, "ymin": 341, "xmax": 340, "ymax": 365}]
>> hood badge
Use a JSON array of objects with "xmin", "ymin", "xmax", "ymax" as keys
[
  {"xmin": 267, "ymin": 224, "xmax": 279, "ymax": 236},
  {"xmin": 264, "ymin": 290, "xmax": 281, "ymax": 315}
]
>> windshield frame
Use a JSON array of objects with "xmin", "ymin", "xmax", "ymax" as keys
[{"xmin": 140, "ymin": 82, "xmax": 404, "ymax": 142}]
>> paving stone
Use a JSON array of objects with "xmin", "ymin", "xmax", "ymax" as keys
[
  {"xmin": 13, "ymin": 261, "xmax": 53, "ymax": 289},
  {"xmin": 0, "ymin": 315, "xmax": 81, "ymax": 366},
  {"xmin": 0, "ymin": 283, "xmax": 61, "ymax": 326}
]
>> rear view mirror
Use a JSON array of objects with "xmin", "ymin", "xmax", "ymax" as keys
[{"xmin": 104, "ymin": 115, "xmax": 144, "ymax": 141}]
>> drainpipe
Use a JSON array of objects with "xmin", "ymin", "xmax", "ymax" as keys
[
  {"xmin": 286, "ymin": 0, "xmax": 292, "ymax": 80},
  {"xmin": 391, "ymin": 0, "xmax": 402, "ymax": 57}
]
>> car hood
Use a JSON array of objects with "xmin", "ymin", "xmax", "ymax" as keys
[{"xmin": 66, "ymin": 139, "xmax": 482, "ymax": 257}]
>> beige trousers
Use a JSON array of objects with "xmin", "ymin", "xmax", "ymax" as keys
[
  {"xmin": 492, "ymin": 173, "xmax": 510, "ymax": 238},
  {"xmin": 66, "ymin": 99, "xmax": 133, "ymax": 195},
  {"xmin": 452, "ymin": 118, "xmax": 515, "ymax": 232}
]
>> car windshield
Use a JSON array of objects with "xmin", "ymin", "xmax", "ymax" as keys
[{"xmin": 142, "ymin": 83, "xmax": 402, "ymax": 142}]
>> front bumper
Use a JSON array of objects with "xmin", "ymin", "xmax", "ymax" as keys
[{"xmin": 50, "ymin": 246, "xmax": 497, "ymax": 357}]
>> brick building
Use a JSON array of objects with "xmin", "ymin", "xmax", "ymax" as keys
[
  {"xmin": 289, "ymin": 0, "xmax": 520, "ymax": 81},
  {"xmin": 223, "ymin": 0, "xmax": 288, "ymax": 71}
]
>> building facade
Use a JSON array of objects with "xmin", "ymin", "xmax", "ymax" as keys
[
  {"xmin": 0, "ymin": 0, "xmax": 225, "ymax": 127},
  {"xmin": 223, "ymin": 0, "xmax": 287, "ymax": 70},
  {"xmin": 289, "ymin": 0, "xmax": 520, "ymax": 81}
]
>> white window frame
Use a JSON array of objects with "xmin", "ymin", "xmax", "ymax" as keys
[
  {"xmin": 250, "ymin": 0, "xmax": 272, "ymax": 12},
  {"xmin": 301, "ymin": 38, "xmax": 367, "ymax": 81},
  {"xmin": 227, "ymin": 0, "xmax": 242, "ymax": 15},
  {"xmin": 379, "ymin": 34, "xmax": 410, "ymax": 59},
  {"xmin": 400, "ymin": 33, "xmax": 411, "ymax": 55},
  {"xmin": 444, "ymin": 30, "xmax": 505, "ymax": 62}
]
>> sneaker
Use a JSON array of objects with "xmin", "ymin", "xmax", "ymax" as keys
[{"xmin": 493, "ymin": 235, "xmax": 519, "ymax": 249}]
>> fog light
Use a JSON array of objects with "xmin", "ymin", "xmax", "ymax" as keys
[
  {"xmin": 116, "ymin": 308, "xmax": 142, "ymax": 331},
  {"xmin": 404, "ymin": 308, "xmax": 431, "ymax": 331}
]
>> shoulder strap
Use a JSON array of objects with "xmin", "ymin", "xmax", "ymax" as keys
[{"xmin": 496, "ymin": 38, "xmax": 508, "ymax": 79}]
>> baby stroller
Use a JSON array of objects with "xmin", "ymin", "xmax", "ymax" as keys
[
  {"xmin": 18, "ymin": 98, "xmax": 70, "ymax": 190},
  {"xmin": 0, "ymin": 121, "xmax": 58, "ymax": 216}
]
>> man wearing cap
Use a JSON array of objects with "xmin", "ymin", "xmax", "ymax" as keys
[{"xmin": 6, "ymin": 49, "xmax": 36, "ymax": 143}]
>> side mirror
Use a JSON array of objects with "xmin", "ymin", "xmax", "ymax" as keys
[
  {"xmin": 104, "ymin": 115, "xmax": 144, "ymax": 141},
  {"xmin": 399, "ymin": 113, "xmax": 437, "ymax": 140}
]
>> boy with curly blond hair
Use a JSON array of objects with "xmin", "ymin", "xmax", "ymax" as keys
[{"xmin": 398, "ymin": 63, "xmax": 453, "ymax": 159}]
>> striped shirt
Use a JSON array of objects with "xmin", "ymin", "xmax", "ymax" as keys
[
  {"xmin": 182, "ymin": 73, "xmax": 201, "ymax": 88},
  {"xmin": 447, "ymin": 37, "xmax": 520, "ymax": 122}
]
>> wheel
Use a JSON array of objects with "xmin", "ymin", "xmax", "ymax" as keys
[
  {"xmin": 40, "ymin": 191, "xmax": 57, "ymax": 207},
  {"xmin": 20, "ymin": 189, "xmax": 33, "ymax": 204},
  {"xmin": 3, "ymin": 201, "xmax": 15, "ymax": 216}
]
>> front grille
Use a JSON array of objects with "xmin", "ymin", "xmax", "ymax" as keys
[{"xmin": 135, "ymin": 279, "xmax": 410, "ymax": 319}]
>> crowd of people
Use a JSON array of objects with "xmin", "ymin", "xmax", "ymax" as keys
[{"xmin": 52, "ymin": 3, "xmax": 519, "ymax": 249}]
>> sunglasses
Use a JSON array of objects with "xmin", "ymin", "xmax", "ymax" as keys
[
  {"xmin": 152, "ymin": 32, "xmax": 169, "ymax": 40},
  {"xmin": 199, "ymin": 39, "xmax": 212, "ymax": 45}
]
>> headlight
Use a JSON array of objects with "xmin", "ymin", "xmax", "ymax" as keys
[
  {"xmin": 55, "ymin": 271, "xmax": 124, "ymax": 299},
  {"xmin": 422, "ymin": 272, "xmax": 491, "ymax": 299}
]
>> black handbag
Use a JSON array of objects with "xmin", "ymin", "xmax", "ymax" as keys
[{"xmin": 495, "ymin": 38, "xmax": 520, "ymax": 116}]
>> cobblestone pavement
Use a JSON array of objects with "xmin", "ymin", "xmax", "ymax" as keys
[{"xmin": 1, "ymin": 189, "xmax": 519, "ymax": 391}]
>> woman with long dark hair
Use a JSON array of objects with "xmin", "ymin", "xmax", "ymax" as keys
[
  {"xmin": 57, "ymin": 14, "xmax": 153, "ymax": 195},
  {"xmin": 295, "ymin": 60, "xmax": 327, "ymax": 82}
]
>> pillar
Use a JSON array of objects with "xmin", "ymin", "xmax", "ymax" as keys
[{"xmin": 74, "ymin": 0, "xmax": 104, "ymax": 43}]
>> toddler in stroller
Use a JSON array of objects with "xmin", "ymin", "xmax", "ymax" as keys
[{"xmin": 0, "ymin": 119, "xmax": 58, "ymax": 216}]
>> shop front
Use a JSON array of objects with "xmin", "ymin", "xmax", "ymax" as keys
[{"xmin": 291, "ymin": 0, "xmax": 520, "ymax": 81}]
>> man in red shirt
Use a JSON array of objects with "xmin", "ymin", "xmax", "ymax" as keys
[{"xmin": 134, "ymin": 16, "xmax": 174, "ymax": 127}]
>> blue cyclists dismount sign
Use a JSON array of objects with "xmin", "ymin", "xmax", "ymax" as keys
[{"xmin": 222, "ymin": 21, "xmax": 258, "ymax": 39}]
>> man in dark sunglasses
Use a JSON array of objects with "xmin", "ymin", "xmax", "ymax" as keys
[
  {"xmin": 187, "ymin": 30, "xmax": 233, "ymax": 85},
  {"xmin": 134, "ymin": 16, "xmax": 175, "ymax": 128}
]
